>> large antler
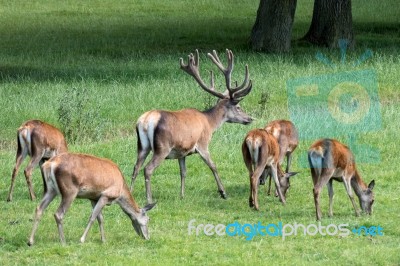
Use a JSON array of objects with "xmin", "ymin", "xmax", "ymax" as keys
[
  {"xmin": 207, "ymin": 49, "xmax": 252, "ymax": 101},
  {"xmin": 180, "ymin": 49, "xmax": 252, "ymax": 101},
  {"xmin": 180, "ymin": 50, "xmax": 226, "ymax": 99}
]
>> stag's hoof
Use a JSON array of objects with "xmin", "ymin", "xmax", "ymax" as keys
[
  {"xmin": 219, "ymin": 190, "xmax": 227, "ymax": 199},
  {"xmin": 249, "ymin": 200, "xmax": 254, "ymax": 208}
]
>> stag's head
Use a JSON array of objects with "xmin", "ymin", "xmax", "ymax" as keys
[
  {"xmin": 132, "ymin": 203, "xmax": 156, "ymax": 240},
  {"xmin": 180, "ymin": 49, "xmax": 253, "ymax": 125}
]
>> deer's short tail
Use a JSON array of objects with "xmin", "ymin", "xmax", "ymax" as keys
[
  {"xmin": 246, "ymin": 136, "xmax": 262, "ymax": 169},
  {"xmin": 42, "ymin": 160, "xmax": 60, "ymax": 195},
  {"xmin": 308, "ymin": 147, "xmax": 323, "ymax": 179},
  {"xmin": 17, "ymin": 126, "xmax": 31, "ymax": 156}
]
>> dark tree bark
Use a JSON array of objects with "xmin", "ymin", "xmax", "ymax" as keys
[
  {"xmin": 303, "ymin": 0, "xmax": 354, "ymax": 48},
  {"xmin": 250, "ymin": 0, "xmax": 297, "ymax": 53}
]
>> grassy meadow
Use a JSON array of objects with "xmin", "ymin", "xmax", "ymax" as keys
[{"xmin": 1, "ymin": 0, "xmax": 399, "ymax": 265}]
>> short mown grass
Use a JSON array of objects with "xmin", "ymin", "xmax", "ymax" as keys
[{"xmin": 1, "ymin": 0, "xmax": 399, "ymax": 265}]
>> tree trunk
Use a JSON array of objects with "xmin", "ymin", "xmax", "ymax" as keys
[
  {"xmin": 250, "ymin": 0, "xmax": 297, "ymax": 53},
  {"xmin": 303, "ymin": 0, "xmax": 354, "ymax": 48}
]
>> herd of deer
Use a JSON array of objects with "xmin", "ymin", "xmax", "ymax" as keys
[{"xmin": 5, "ymin": 49, "xmax": 375, "ymax": 245}]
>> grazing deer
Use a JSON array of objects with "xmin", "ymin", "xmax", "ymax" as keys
[
  {"xmin": 242, "ymin": 128, "xmax": 297, "ymax": 210},
  {"xmin": 8, "ymin": 120, "xmax": 68, "ymax": 202},
  {"xmin": 131, "ymin": 49, "xmax": 253, "ymax": 203},
  {"xmin": 28, "ymin": 153, "xmax": 156, "ymax": 246},
  {"xmin": 262, "ymin": 120, "xmax": 298, "ymax": 195},
  {"xmin": 308, "ymin": 138, "xmax": 375, "ymax": 221}
]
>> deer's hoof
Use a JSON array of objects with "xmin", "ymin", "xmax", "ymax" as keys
[{"xmin": 219, "ymin": 190, "xmax": 227, "ymax": 199}]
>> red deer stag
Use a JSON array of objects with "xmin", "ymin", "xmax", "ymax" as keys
[
  {"xmin": 262, "ymin": 120, "xmax": 298, "ymax": 195},
  {"xmin": 8, "ymin": 120, "xmax": 68, "ymax": 201},
  {"xmin": 242, "ymin": 128, "xmax": 297, "ymax": 210},
  {"xmin": 28, "ymin": 153, "xmax": 156, "ymax": 245},
  {"xmin": 131, "ymin": 49, "xmax": 253, "ymax": 203},
  {"xmin": 308, "ymin": 138, "xmax": 375, "ymax": 221}
]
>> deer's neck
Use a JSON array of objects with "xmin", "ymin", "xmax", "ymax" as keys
[
  {"xmin": 117, "ymin": 189, "xmax": 141, "ymax": 220},
  {"xmin": 350, "ymin": 170, "xmax": 368, "ymax": 197},
  {"xmin": 202, "ymin": 102, "xmax": 227, "ymax": 132}
]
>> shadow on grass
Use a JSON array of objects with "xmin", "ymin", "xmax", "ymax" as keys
[{"xmin": 1, "ymin": 14, "xmax": 398, "ymax": 83}]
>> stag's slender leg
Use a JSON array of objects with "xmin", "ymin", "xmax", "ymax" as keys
[
  {"xmin": 248, "ymin": 173, "xmax": 254, "ymax": 207},
  {"xmin": 327, "ymin": 179, "xmax": 334, "ymax": 217},
  {"xmin": 270, "ymin": 164, "xmax": 285, "ymax": 205},
  {"xmin": 91, "ymin": 200, "xmax": 106, "ymax": 242},
  {"xmin": 178, "ymin": 157, "xmax": 187, "ymax": 198},
  {"xmin": 80, "ymin": 197, "xmax": 108, "ymax": 243},
  {"xmin": 286, "ymin": 153, "xmax": 292, "ymax": 173},
  {"xmin": 250, "ymin": 167, "xmax": 264, "ymax": 210},
  {"xmin": 54, "ymin": 191, "xmax": 78, "ymax": 245},
  {"xmin": 144, "ymin": 153, "xmax": 168, "ymax": 204},
  {"xmin": 24, "ymin": 145, "xmax": 45, "ymax": 201},
  {"xmin": 342, "ymin": 174, "xmax": 360, "ymax": 217},
  {"xmin": 266, "ymin": 170, "xmax": 272, "ymax": 195},
  {"xmin": 313, "ymin": 186, "xmax": 322, "ymax": 221},
  {"xmin": 39, "ymin": 159, "xmax": 48, "ymax": 197},
  {"xmin": 8, "ymin": 138, "xmax": 28, "ymax": 202},
  {"xmin": 197, "ymin": 149, "xmax": 226, "ymax": 199},
  {"xmin": 131, "ymin": 141, "xmax": 151, "ymax": 192},
  {"xmin": 312, "ymin": 168, "xmax": 334, "ymax": 220},
  {"xmin": 28, "ymin": 189, "xmax": 57, "ymax": 246}
]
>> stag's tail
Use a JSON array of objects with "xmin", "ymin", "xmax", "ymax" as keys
[
  {"xmin": 17, "ymin": 126, "xmax": 31, "ymax": 158},
  {"xmin": 246, "ymin": 135, "xmax": 263, "ymax": 170},
  {"xmin": 308, "ymin": 147, "xmax": 323, "ymax": 180}
]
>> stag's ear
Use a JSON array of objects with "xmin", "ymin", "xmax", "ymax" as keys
[
  {"xmin": 285, "ymin": 172, "xmax": 299, "ymax": 179},
  {"xmin": 368, "ymin": 180, "xmax": 375, "ymax": 190},
  {"xmin": 143, "ymin": 202, "xmax": 157, "ymax": 212}
]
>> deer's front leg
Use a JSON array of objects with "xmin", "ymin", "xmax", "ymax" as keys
[
  {"xmin": 178, "ymin": 157, "xmax": 187, "ymax": 198},
  {"xmin": 270, "ymin": 164, "xmax": 286, "ymax": 205},
  {"xmin": 197, "ymin": 149, "xmax": 226, "ymax": 199}
]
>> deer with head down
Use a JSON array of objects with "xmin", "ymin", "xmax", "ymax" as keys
[
  {"xmin": 8, "ymin": 120, "xmax": 68, "ymax": 202},
  {"xmin": 130, "ymin": 49, "xmax": 253, "ymax": 203},
  {"xmin": 308, "ymin": 138, "xmax": 375, "ymax": 221},
  {"xmin": 261, "ymin": 120, "xmax": 298, "ymax": 195},
  {"xmin": 28, "ymin": 153, "xmax": 156, "ymax": 245},
  {"xmin": 242, "ymin": 128, "xmax": 297, "ymax": 210}
]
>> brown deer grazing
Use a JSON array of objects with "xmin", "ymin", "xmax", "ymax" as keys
[
  {"xmin": 131, "ymin": 49, "xmax": 253, "ymax": 203},
  {"xmin": 242, "ymin": 128, "xmax": 297, "ymax": 210},
  {"xmin": 28, "ymin": 153, "xmax": 156, "ymax": 246},
  {"xmin": 262, "ymin": 120, "xmax": 298, "ymax": 195},
  {"xmin": 8, "ymin": 120, "xmax": 68, "ymax": 202},
  {"xmin": 308, "ymin": 138, "xmax": 375, "ymax": 221}
]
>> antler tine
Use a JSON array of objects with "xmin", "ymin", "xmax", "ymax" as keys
[
  {"xmin": 230, "ymin": 64, "xmax": 250, "ymax": 94},
  {"xmin": 180, "ymin": 49, "xmax": 225, "ymax": 99},
  {"xmin": 207, "ymin": 49, "xmax": 235, "ymax": 97},
  {"xmin": 232, "ymin": 79, "xmax": 253, "ymax": 102}
]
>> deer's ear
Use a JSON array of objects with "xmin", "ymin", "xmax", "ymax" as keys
[
  {"xmin": 368, "ymin": 180, "xmax": 375, "ymax": 190},
  {"xmin": 143, "ymin": 202, "xmax": 157, "ymax": 212},
  {"xmin": 285, "ymin": 172, "xmax": 299, "ymax": 179}
]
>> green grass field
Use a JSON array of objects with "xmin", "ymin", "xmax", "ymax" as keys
[{"xmin": 1, "ymin": 0, "xmax": 399, "ymax": 265}]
